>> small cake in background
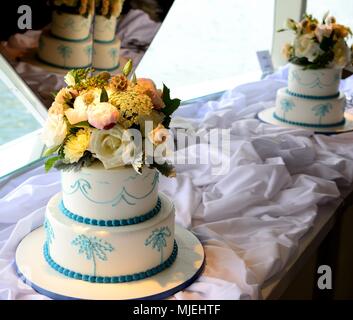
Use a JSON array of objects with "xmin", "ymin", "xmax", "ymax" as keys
[
  {"xmin": 92, "ymin": 0, "xmax": 125, "ymax": 71},
  {"xmin": 274, "ymin": 13, "xmax": 352, "ymax": 128},
  {"xmin": 38, "ymin": 0, "xmax": 95, "ymax": 69}
]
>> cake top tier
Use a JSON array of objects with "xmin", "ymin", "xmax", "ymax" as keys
[
  {"xmin": 61, "ymin": 162, "xmax": 159, "ymax": 221},
  {"xmin": 288, "ymin": 63, "xmax": 342, "ymax": 97}
]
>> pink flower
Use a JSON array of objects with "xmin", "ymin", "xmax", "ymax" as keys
[
  {"xmin": 87, "ymin": 102, "xmax": 119, "ymax": 130},
  {"xmin": 315, "ymin": 24, "xmax": 332, "ymax": 43},
  {"xmin": 136, "ymin": 78, "xmax": 165, "ymax": 110}
]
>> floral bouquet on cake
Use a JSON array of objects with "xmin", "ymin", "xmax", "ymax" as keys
[
  {"xmin": 42, "ymin": 60, "xmax": 180, "ymax": 177},
  {"xmin": 51, "ymin": 0, "xmax": 95, "ymax": 17},
  {"xmin": 279, "ymin": 12, "xmax": 353, "ymax": 69},
  {"xmin": 95, "ymin": 0, "xmax": 124, "ymax": 18}
]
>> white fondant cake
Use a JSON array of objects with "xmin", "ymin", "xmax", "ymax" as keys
[
  {"xmin": 51, "ymin": 11, "xmax": 92, "ymax": 41},
  {"xmin": 38, "ymin": 29, "xmax": 93, "ymax": 69},
  {"xmin": 45, "ymin": 192, "xmax": 175, "ymax": 277},
  {"xmin": 61, "ymin": 163, "xmax": 158, "ymax": 220},
  {"xmin": 44, "ymin": 163, "xmax": 178, "ymax": 282},
  {"xmin": 93, "ymin": 15, "xmax": 118, "ymax": 42},
  {"xmin": 92, "ymin": 37, "xmax": 121, "ymax": 70},
  {"xmin": 274, "ymin": 63, "xmax": 346, "ymax": 127},
  {"xmin": 288, "ymin": 63, "xmax": 342, "ymax": 97},
  {"xmin": 37, "ymin": 10, "xmax": 93, "ymax": 69},
  {"xmin": 275, "ymin": 88, "xmax": 346, "ymax": 126}
]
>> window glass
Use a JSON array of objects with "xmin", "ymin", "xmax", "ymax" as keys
[
  {"xmin": 136, "ymin": 0, "xmax": 275, "ymax": 101},
  {"xmin": 0, "ymin": 74, "xmax": 41, "ymax": 145}
]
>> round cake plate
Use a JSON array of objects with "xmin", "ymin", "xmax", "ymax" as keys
[
  {"xmin": 15, "ymin": 225, "xmax": 205, "ymax": 300},
  {"xmin": 257, "ymin": 107, "xmax": 353, "ymax": 134}
]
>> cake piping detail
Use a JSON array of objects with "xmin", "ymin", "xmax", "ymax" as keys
[
  {"xmin": 44, "ymin": 219, "xmax": 54, "ymax": 245},
  {"xmin": 43, "ymin": 241, "xmax": 178, "ymax": 283},
  {"xmin": 289, "ymin": 69, "xmax": 341, "ymax": 89},
  {"xmin": 285, "ymin": 89, "xmax": 340, "ymax": 100},
  {"xmin": 71, "ymin": 235, "xmax": 114, "ymax": 276},
  {"xmin": 145, "ymin": 226, "xmax": 172, "ymax": 264},
  {"xmin": 312, "ymin": 103, "xmax": 333, "ymax": 124},
  {"xmin": 273, "ymin": 112, "xmax": 345, "ymax": 128},
  {"xmin": 63, "ymin": 172, "xmax": 159, "ymax": 206},
  {"xmin": 280, "ymin": 98, "xmax": 295, "ymax": 120},
  {"xmin": 59, "ymin": 196, "xmax": 162, "ymax": 226}
]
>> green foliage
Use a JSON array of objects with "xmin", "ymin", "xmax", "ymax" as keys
[
  {"xmin": 44, "ymin": 156, "xmax": 61, "ymax": 172},
  {"xmin": 150, "ymin": 160, "xmax": 175, "ymax": 178},
  {"xmin": 100, "ymin": 87, "xmax": 109, "ymax": 102},
  {"xmin": 43, "ymin": 145, "xmax": 60, "ymax": 157},
  {"xmin": 161, "ymin": 84, "xmax": 181, "ymax": 128},
  {"xmin": 54, "ymin": 151, "xmax": 96, "ymax": 172}
]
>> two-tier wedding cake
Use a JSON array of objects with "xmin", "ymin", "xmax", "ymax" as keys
[
  {"xmin": 259, "ymin": 13, "xmax": 352, "ymax": 131},
  {"xmin": 15, "ymin": 62, "xmax": 206, "ymax": 300},
  {"xmin": 38, "ymin": 1, "xmax": 95, "ymax": 69}
]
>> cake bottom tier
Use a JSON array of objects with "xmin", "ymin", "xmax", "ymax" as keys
[
  {"xmin": 92, "ymin": 37, "xmax": 121, "ymax": 71},
  {"xmin": 274, "ymin": 87, "xmax": 346, "ymax": 127},
  {"xmin": 38, "ymin": 29, "xmax": 93, "ymax": 69},
  {"xmin": 44, "ymin": 192, "xmax": 176, "ymax": 283}
]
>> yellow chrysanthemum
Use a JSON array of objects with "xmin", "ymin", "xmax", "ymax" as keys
[
  {"xmin": 109, "ymin": 90, "xmax": 153, "ymax": 128},
  {"xmin": 64, "ymin": 128, "xmax": 90, "ymax": 163}
]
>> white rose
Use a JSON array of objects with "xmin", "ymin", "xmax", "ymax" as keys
[
  {"xmin": 64, "ymin": 72, "xmax": 75, "ymax": 86},
  {"xmin": 294, "ymin": 34, "xmax": 323, "ymax": 62},
  {"xmin": 42, "ymin": 114, "xmax": 68, "ymax": 148},
  {"xmin": 333, "ymin": 38, "xmax": 351, "ymax": 67},
  {"xmin": 89, "ymin": 124, "xmax": 139, "ymax": 169}
]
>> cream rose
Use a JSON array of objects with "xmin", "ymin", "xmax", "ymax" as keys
[
  {"xmin": 64, "ymin": 90, "xmax": 100, "ymax": 125},
  {"xmin": 87, "ymin": 102, "xmax": 119, "ymax": 129},
  {"xmin": 64, "ymin": 72, "xmax": 76, "ymax": 86},
  {"xmin": 89, "ymin": 124, "xmax": 137, "ymax": 169},
  {"xmin": 333, "ymin": 38, "xmax": 351, "ymax": 67},
  {"xmin": 48, "ymin": 101, "xmax": 68, "ymax": 116},
  {"xmin": 42, "ymin": 114, "xmax": 68, "ymax": 148},
  {"xmin": 148, "ymin": 123, "xmax": 169, "ymax": 145},
  {"xmin": 294, "ymin": 34, "xmax": 323, "ymax": 62}
]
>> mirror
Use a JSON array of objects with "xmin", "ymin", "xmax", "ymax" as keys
[{"xmin": 0, "ymin": 0, "xmax": 173, "ymax": 179}]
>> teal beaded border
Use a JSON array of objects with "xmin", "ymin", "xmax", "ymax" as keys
[
  {"xmin": 43, "ymin": 241, "xmax": 178, "ymax": 283},
  {"xmin": 59, "ymin": 197, "xmax": 161, "ymax": 227},
  {"xmin": 50, "ymin": 31, "xmax": 91, "ymax": 42},
  {"xmin": 273, "ymin": 112, "xmax": 346, "ymax": 128},
  {"xmin": 286, "ymin": 89, "xmax": 340, "ymax": 100},
  {"xmin": 36, "ymin": 54, "xmax": 92, "ymax": 70}
]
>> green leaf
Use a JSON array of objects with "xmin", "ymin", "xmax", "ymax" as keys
[
  {"xmin": 54, "ymin": 151, "xmax": 95, "ymax": 172},
  {"xmin": 45, "ymin": 156, "xmax": 60, "ymax": 172},
  {"xmin": 123, "ymin": 59, "xmax": 133, "ymax": 77},
  {"xmin": 100, "ymin": 87, "xmax": 109, "ymax": 102},
  {"xmin": 150, "ymin": 161, "xmax": 176, "ymax": 177},
  {"xmin": 161, "ymin": 84, "xmax": 181, "ymax": 128},
  {"xmin": 43, "ymin": 145, "xmax": 60, "ymax": 157},
  {"xmin": 75, "ymin": 121, "xmax": 90, "ymax": 127}
]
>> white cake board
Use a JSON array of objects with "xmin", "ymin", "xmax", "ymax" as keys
[
  {"xmin": 257, "ymin": 107, "xmax": 353, "ymax": 134},
  {"xmin": 15, "ymin": 225, "xmax": 205, "ymax": 300}
]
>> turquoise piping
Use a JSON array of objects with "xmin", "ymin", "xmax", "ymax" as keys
[
  {"xmin": 59, "ymin": 197, "xmax": 161, "ymax": 227},
  {"xmin": 93, "ymin": 63, "xmax": 120, "ymax": 71},
  {"xmin": 286, "ymin": 89, "xmax": 340, "ymax": 100},
  {"xmin": 273, "ymin": 112, "xmax": 346, "ymax": 128},
  {"xmin": 50, "ymin": 32, "xmax": 91, "ymax": 42},
  {"xmin": 36, "ymin": 54, "xmax": 92, "ymax": 70},
  {"xmin": 94, "ymin": 38, "xmax": 115, "ymax": 44},
  {"xmin": 43, "ymin": 241, "xmax": 178, "ymax": 283}
]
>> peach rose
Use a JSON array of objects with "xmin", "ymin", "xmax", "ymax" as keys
[
  {"xmin": 148, "ymin": 123, "xmax": 169, "ymax": 145},
  {"xmin": 136, "ymin": 78, "xmax": 165, "ymax": 110}
]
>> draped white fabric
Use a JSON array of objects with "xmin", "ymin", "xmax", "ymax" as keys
[{"xmin": 1, "ymin": 67, "xmax": 353, "ymax": 300}]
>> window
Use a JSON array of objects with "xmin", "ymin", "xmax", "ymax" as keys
[
  {"xmin": 0, "ymin": 54, "xmax": 47, "ymax": 179},
  {"xmin": 136, "ymin": 0, "xmax": 275, "ymax": 101}
]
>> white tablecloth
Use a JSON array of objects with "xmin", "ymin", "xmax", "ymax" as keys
[{"xmin": 1, "ymin": 67, "xmax": 353, "ymax": 300}]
